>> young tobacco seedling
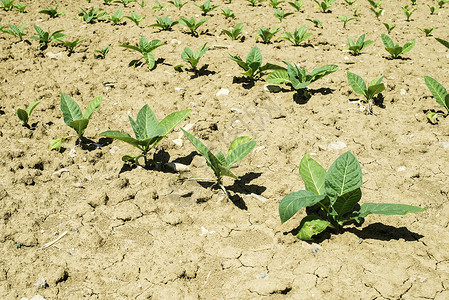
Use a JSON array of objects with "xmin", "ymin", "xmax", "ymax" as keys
[
  {"xmin": 108, "ymin": 8, "xmax": 124, "ymax": 25},
  {"xmin": 16, "ymin": 100, "xmax": 42, "ymax": 127},
  {"xmin": 94, "ymin": 45, "xmax": 110, "ymax": 59},
  {"xmin": 220, "ymin": 23, "xmax": 243, "ymax": 40},
  {"xmin": 139, "ymin": 0, "xmax": 147, "ymax": 7},
  {"xmin": 181, "ymin": 129, "xmax": 256, "ymax": 198},
  {"xmin": 383, "ymin": 22, "xmax": 396, "ymax": 34},
  {"xmin": 149, "ymin": 16, "xmax": 178, "ymax": 31},
  {"xmin": 63, "ymin": 39, "xmax": 84, "ymax": 55},
  {"xmin": 79, "ymin": 7, "xmax": 108, "ymax": 23},
  {"xmin": 266, "ymin": 62, "xmax": 338, "ymax": 97},
  {"xmin": 381, "ymin": 34, "xmax": 415, "ymax": 59},
  {"xmin": 1, "ymin": 23, "xmax": 26, "ymax": 41},
  {"xmin": 39, "ymin": 4, "xmax": 66, "ymax": 18},
  {"xmin": 435, "ymin": 37, "xmax": 449, "ymax": 49},
  {"xmin": 101, "ymin": 105, "xmax": 190, "ymax": 166},
  {"xmin": 168, "ymin": 0, "xmax": 188, "ymax": 10},
  {"xmin": 195, "ymin": 0, "xmax": 219, "ymax": 15},
  {"xmin": 436, "ymin": 0, "xmax": 449, "ymax": 8},
  {"xmin": 125, "ymin": 12, "xmax": 145, "ymax": 26},
  {"xmin": 288, "ymin": 0, "xmax": 304, "ymax": 11},
  {"xmin": 152, "ymin": 0, "xmax": 166, "ymax": 10},
  {"xmin": 402, "ymin": 4, "xmax": 416, "ymax": 21},
  {"xmin": 279, "ymin": 152, "xmax": 425, "ymax": 241},
  {"xmin": 370, "ymin": 7, "xmax": 383, "ymax": 19},
  {"xmin": 270, "ymin": 0, "xmax": 284, "ymax": 7},
  {"xmin": 279, "ymin": 25, "xmax": 312, "ymax": 46},
  {"xmin": 273, "ymin": 8, "xmax": 294, "ymax": 22},
  {"xmin": 338, "ymin": 15, "xmax": 356, "ymax": 29},
  {"xmin": 228, "ymin": 45, "xmax": 285, "ymax": 81},
  {"xmin": 247, "ymin": 0, "xmax": 265, "ymax": 6},
  {"xmin": 120, "ymin": 36, "xmax": 164, "ymax": 69},
  {"xmin": 423, "ymin": 76, "xmax": 449, "ymax": 123},
  {"xmin": 0, "ymin": 0, "xmax": 14, "ymax": 11},
  {"xmin": 418, "ymin": 28, "xmax": 435, "ymax": 37},
  {"xmin": 13, "ymin": 2, "xmax": 25, "ymax": 12},
  {"xmin": 428, "ymin": 5, "xmax": 438, "ymax": 14},
  {"xmin": 367, "ymin": 0, "xmax": 382, "ymax": 8},
  {"xmin": 113, "ymin": 0, "xmax": 137, "ymax": 6},
  {"xmin": 345, "ymin": 33, "xmax": 373, "ymax": 55},
  {"xmin": 221, "ymin": 8, "xmax": 235, "ymax": 19},
  {"xmin": 410, "ymin": 0, "xmax": 417, "ymax": 5},
  {"xmin": 344, "ymin": 0, "xmax": 357, "ymax": 5},
  {"xmin": 30, "ymin": 25, "xmax": 66, "ymax": 49},
  {"xmin": 175, "ymin": 43, "xmax": 209, "ymax": 75},
  {"xmin": 178, "ymin": 17, "xmax": 209, "ymax": 36},
  {"xmin": 257, "ymin": 27, "xmax": 281, "ymax": 44},
  {"xmin": 314, "ymin": 0, "xmax": 335, "ymax": 13},
  {"xmin": 353, "ymin": 4, "xmax": 360, "ymax": 16},
  {"xmin": 306, "ymin": 18, "xmax": 323, "ymax": 28},
  {"xmin": 347, "ymin": 71, "xmax": 384, "ymax": 113}
]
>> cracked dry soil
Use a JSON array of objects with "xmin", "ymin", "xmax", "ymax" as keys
[{"xmin": 1, "ymin": 0, "xmax": 449, "ymax": 298}]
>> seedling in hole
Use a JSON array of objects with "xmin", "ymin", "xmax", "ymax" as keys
[
  {"xmin": 368, "ymin": 0, "xmax": 382, "ymax": 8},
  {"xmin": 229, "ymin": 46, "xmax": 285, "ymax": 81},
  {"xmin": 279, "ymin": 152, "xmax": 425, "ymax": 241},
  {"xmin": 383, "ymin": 22, "xmax": 395, "ymax": 34},
  {"xmin": 273, "ymin": 8, "xmax": 294, "ymax": 22},
  {"xmin": 338, "ymin": 15, "xmax": 356, "ymax": 29},
  {"xmin": 1, "ymin": 23, "xmax": 26, "ymax": 41},
  {"xmin": 220, "ymin": 23, "xmax": 243, "ymax": 40},
  {"xmin": 424, "ymin": 76, "xmax": 449, "ymax": 124},
  {"xmin": 195, "ymin": 0, "xmax": 219, "ymax": 15},
  {"xmin": 181, "ymin": 130, "xmax": 256, "ymax": 198},
  {"xmin": 221, "ymin": 8, "xmax": 235, "ymax": 19},
  {"xmin": 428, "ymin": 5, "xmax": 438, "ymax": 14},
  {"xmin": 257, "ymin": 27, "xmax": 281, "ymax": 44},
  {"xmin": 370, "ymin": 7, "xmax": 383, "ymax": 19},
  {"xmin": 279, "ymin": 25, "xmax": 312, "ymax": 46},
  {"xmin": 178, "ymin": 17, "xmax": 209, "ymax": 36},
  {"xmin": 418, "ymin": 28, "xmax": 435, "ymax": 37},
  {"xmin": 108, "ymin": 9, "xmax": 123, "ymax": 25},
  {"xmin": 344, "ymin": 0, "xmax": 356, "ymax": 5},
  {"xmin": 435, "ymin": 37, "xmax": 449, "ymax": 49},
  {"xmin": 168, "ymin": 0, "xmax": 187, "ymax": 10},
  {"xmin": 247, "ymin": 0, "xmax": 265, "ymax": 6},
  {"xmin": 288, "ymin": 0, "xmax": 304, "ymax": 11},
  {"xmin": 39, "ymin": 4, "xmax": 66, "ymax": 18},
  {"xmin": 16, "ymin": 100, "xmax": 42, "ymax": 127},
  {"xmin": 314, "ymin": 0, "xmax": 335, "ymax": 13},
  {"xmin": 266, "ymin": 62, "xmax": 338, "ymax": 98},
  {"xmin": 269, "ymin": 0, "xmax": 285, "ymax": 8},
  {"xmin": 101, "ymin": 105, "xmax": 190, "ymax": 166},
  {"xmin": 347, "ymin": 71, "xmax": 384, "ymax": 113},
  {"xmin": 125, "ymin": 12, "xmax": 145, "ymax": 26},
  {"xmin": 381, "ymin": 34, "xmax": 415, "ymax": 59},
  {"xmin": 0, "ymin": 0, "xmax": 14, "ymax": 11},
  {"xmin": 94, "ymin": 45, "xmax": 110, "ymax": 59},
  {"xmin": 120, "ymin": 36, "xmax": 164, "ymax": 70},
  {"xmin": 345, "ymin": 33, "xmax": 373, "ymax": 55},
  {"xmin": 152, "ymin": 0, "xmax": 166, "ymax": 10},
  {"xmin": 402, "ymin": 4, "xmax": 416, "ymax": 21},
  {"xmin": 30, "ymin": 25, "xmax": 66, "ymax": 49},
  {"xmin": 13, "ymin": 2, "xmax": 25, "ymax": 12},
  {"xmin": 306, "ymin": 18, "xmax": 323, "ymax": 28},
  {"xmin": 436, "ymin": 0, "xmax": 449, "ymax": 7},
  {"xmin": 78, "ymin": 7, "xmax": 108, "ymax": 23},
  {"xmin": 113, "ymin": 0, "xmax": 137, "ymax": 6},
  {"xmin": 175, "ymin": 43, "xmax": 209, "ymax": 76},
  {"xmin": 149, "ymin": 16, "xmax": 178, "ymax": 31}
]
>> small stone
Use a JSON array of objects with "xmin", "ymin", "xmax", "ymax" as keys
[
  {"xmin": 171, "ymin": 39, "xmax": 181, "ymax": 45},
  {"xmin": 172, "ymin": 138, "xmax": 183, "ymax": 147},
  {"xmin": 174, "ymin": 87, "xmax": 185, "ymax": 91},
  {"xmin": 440, "ymin": 142, "xmax": 449, "ymax": 149},
  {"xmin": 109, "ymin": 146, "xmax": 120, "ymax": 154},
  {"xmin": 52, "ymin": 168, "xmax": 69, "ymax": 177},
  {"xmin": 216, "ymin": 88, "xmax": 230, "ymax": 96},
  {"xmin": 251, "ymin": 193, "xmax": 268, "ymax": 203},
  {"xmin": 46, "ymin": 52, "xmax": 64, "ymax": 59},
  {"xmin": 397, "ymin": 166, "xmax": 406, "ymax": 172},
  {"xmin": 257, "ymin": 273, "xmax": 269, "ymax": 279},
  {"xmin": 327, "ymin": 141, "xmax": 347, "ymax": 150},
  {"xmin": 264, "ymin": 84, "xmax": 281, "ymax": 93},
  {"xmin": 344, "ymin": 56, "xmax": 349, "ymax": 60},
  {"xmin": 68, "ymin": 148, "xmax": 76, "ymax": 158},
  {"xmin": 165, "ymin": 162, "xmax": 190, "ymax": 172},
  {"xmin": 400, "ymin": 89, "xmax": 407, "ymax": 95},
  {"xmin": 230, "ymin": 107, "xmax": 246, "ymax": 114},
  {"xmin": 446, "ymin": 53, "xmax": 449, "ymax": 59},
  {"xmin": 30, "ymin": 296, "xmax": 46, "ymax": 300},
  {"xmin": 179, "ymin": 124, "xmax": 195, "ymax": 138},
  {"xmin": 200, "ymin": 226, "xmax": 215, "ymax": 236},
  {"xmin": 34, "ymin": 278, "xmax": 48, "ymax": 289}
]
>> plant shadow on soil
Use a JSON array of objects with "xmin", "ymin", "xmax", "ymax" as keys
[
  {"xmin": 79, "ymin": 137, "xmax": 114, "ymax": 151},
  {"xmin": 293, "ymin": 87, "xmax": 335, "ymax": 105}
]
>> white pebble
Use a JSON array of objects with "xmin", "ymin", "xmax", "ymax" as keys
[{"xmin": 216, "ymin": 88, "xmax": 230, "ymax": 96}]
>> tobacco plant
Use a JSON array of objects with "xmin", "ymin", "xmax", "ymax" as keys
[
  {"xmin": 279, "ymin": 25, "xmax": 312, "ymax": 46},
  {"xmin": 383, "ymin": 22, "xmax": 395, "ymax": 34},
  {"xmin": 435, "ymin": 37, "xmax": 449, "ymax": 49},
  {"xmin": 306, "ymin": 18, "xmax": 323, "ymax": 28},
  {"xmin": 344, "ymin": 0, "xmax": 357, "ymax": 5},
  {"xmin": 13, "ymin": 2, "xmax": 25, "ymax": 12},
  {"xmin": 94, "ymin": 45, "xmax": 110, "ymax": 59},
  {"xmin": 113, "ymin": 0, "xmax": 137, "ymax": 6},
  {"xmin": 1, "ymin": 23, "xmax": 26, "ymax": 41},
  {"xmin": 16, "ymin": 100, "xmax": 42, "ymax": 127},
  {"xmin": 347, "ymin": 72, "xmax": 384, "ymax": 113},
  {"xmin": 273, "ymin": 8, "xmax": 294, "ymax": 21},
  {"xmin": 247, "ymin": 0, "xmax": 265, "ymax": 6},
  {"xmin": 221, "ymin": 8, "xmax": 235, "ymax": 18},
  {"xmin": 370, "ymin": 7, "xmax": 383, "ymax": 19},
  {"xmin": 437, "ymin": 0, "xmax": 449, "ymax": 7},
  {"xmin": 279, "ymin": 152, "xmax": 425, "ymax": 240},
  {"xmin": 30, "ymin": 25, "xmax": 66, "ymax": 49},
  {"xmin": 269, "ymin": 0, "xmax": 284, "ymax": 8},
  {"xmin": 152, "ymin": 0, "xmax": 166, "ymax": 10},
  {"xmin": 428, "ymin": 5, "xmax": 438, "ymax": 14},
  {"xmin": 175, "ymin": 43, "xmax": 209, "ymax": 75},
  {"xmin": 149, "ymin": 16, "xmax": 178, "ymax": 31},
  {"xmin": 228, "ymin": 46, "xmax": 285, "ymax": 80},
  {"xmin": 108, "ymin": 9, "xmax": 124, "ymax": 25},
  {"xmin": 125, "ymin": 12, "xmax": 145, "ymax": 26},
  {"xmin": 345, "ymin": 34, "xmax": 373, "ymax": 55},
  {"xmin": 220, "ymin": 23, "xmax": 243, "ymax": 40},
  {"xmin": 314, "ymin": 0, "xmax": 335, "ymax": 12},
  {"xmin": 367, "ymin": 0, "xmax": 382, "ymax": 8},
  {"xmin": 120, "ymin": 36, "xmax": 164, "ymax": 69},
  {"xmin": 79, "ymin": 7, "xmax": 108, "ymax": 23},
  {"xmin": 101, "ymin": 105, "xmax": 190, "ymax": 166},
  {"xmin": 178, "ymin": 17, "xmax": 209, "ymax": 36},
  {"xmin": 168, "ymin": 0, "xmax": 188, "ymax": 10},
  {"xmin": 0, "ymin": 0, "xmax": 14, "ymax": 11},
  {"xmin": 63, "ymin": 39, "xmax": 84, "ymax": 55},
  {"xmin": 181, "ymin": 129, "xmax": 256, "ymax": 198},
  {"xmin": 288, "ymin": 0, "xmax": 304, "ymax": 11},
  {"xmin": 381, "ymin": 34, "xmax": 415, "ymax": 58},
  {"xmin": 256, "ymin": 27, "xmax": 281, "ymax": 44},
  {"xmin": 402, "ymin": 4, "xmax": 416, "ymax": 21},
  {"xmin": 418, "ymin": 28, "xmax": 435, "ymax": 37},
  {"xmin": 39, "ymin": 4, "xmax": 66, "ymax": 18},
  {"xmin": 195, "ymin": 0, "xmax": 219, "ymax": 15},
  {"xmin": 338, "ymin": 15, "xmax": 356, "ymax": 29},
  {"xmin": 424, "ymin": 76, "xmax": 449, "ymax": 123}
]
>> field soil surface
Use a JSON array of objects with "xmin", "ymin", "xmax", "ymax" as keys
[{"xmin": 1, "ymin": 0, "xmax": 448, "ymax": 299}]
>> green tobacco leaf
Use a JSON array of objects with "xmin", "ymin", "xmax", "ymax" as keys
[
  {"xmin": 426, "ymin": 111, "xmax": 443, "ymax": 124},
  {"xmin": 70, "ymin": 119, "xmax": 89, "ymax": 137},
  {"xmin": 226, "ymin": 140, "xmax": 256, "ymax": 168},
  {"xmin": 299, "ymin": 154, "xmax": 326, "ymax": 195},
  {"xmin": 259, "ymin": 62, "xmax": 285, "ymax": 72},
  {"xmin": 218, "ymin": 164, "xmax": 238, "ymax": 179},
  {"xmin": 296, "ymin": 215, "xmax": 330, "ymax": 240},
  {"xmin": 325, "ymin": 151, "xmax": 363, "ymax": 204},
  {"xmin": 381, "ymin": 33, "xmax": 394, "ymax": 48},
  {"xmin": 129, "ymin": 115, "xmax": 143, "ymax": 140},
  {"xmin": 386, "ymin": 46, "xmax": 402, "ymax": 58},
  {"xmin": 402, "ymin": 40, "xmax": 415, "ymax": 54},
  {"xmin": 357, "ymin": 203, "xmax": 426, "ymax": 218},
  {"xmin": 246, "ymin": 46, "xmax": 262, "ymax": 67},
  {"xmin": 266, "ymin": 70, "xmax": 290, "ymax": 85},
  {"xmin": 100, "ymin": 130, "xmax": 141, "ymax": 148},
  {"xmin": 83, "ymin": 95, "xmax": 102, "ymax": 120},
  {"xmin": 424, "ymin": 76, "xmax": 448, "ymax": 109},
  {"xmin": 228, "ymin": 136, "xmax": 253, "ymax": 155},
  {"xmin": 333, "ymin": 188, "xmax": 362, "ymax": 219},
  {"xmin": 435, "ymin": 37, "xmax": 449, "ymax": 49},
  {"xmin": 16, "ymin": 109, "xmax": 28, "ymax": 124},
  {"xmin": 26, "ymin": 100, "xmax": 43, "ymax": 116},
  {"xmin": 144, "ymin": 52, "xmax": 155, "ymax": 69},
  {"xmin": 136, "ymin": 104, "xmax": 159, "ymax": 139},
  {"xmin": 122, "ymin": 153, "xmax": 139, "ymax": 162},
  {"xmin": 347, "ymin": 72, "xmax": 367, "ymax": 97},
  {"xmin": 121, "ymin": 44, "xmax": 141, "ymax": 53},
  {"xmin": 366, "ymin": 83, "xmax": 385, "ymax": 99},
  {"xmin": 60, "ymin": 93, "xmax": 83, "ymax": 126},
  {"xmin": 309, "ymin": 65, "xmax": 338, "ymax": 82},
  {"xmin": 370, "ymin": 75, "xmax": 384, "ymax": 86},
  {"xmin": 216, "ymin": 151, "xmax": 226, "ymax": 165},
  {"xmin": 279, "ymin": 190, "xmax": 326, "ymax": 223},
  {"xmin": 50, "ymin": 136, "xmax": 70, "ymax": 151},
  {"xmin": 158, "ymin": 109, "xmax": 191, "ymax": 136}
]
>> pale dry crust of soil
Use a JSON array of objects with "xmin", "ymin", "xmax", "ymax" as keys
[{"xmin": 0, "ymin": 0, "xmax": 448, "ymax": 299}]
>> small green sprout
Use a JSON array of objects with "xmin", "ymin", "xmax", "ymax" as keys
[
  {"xmin": 435, "ymin": 37, "xmax": 449, "ymax": 49},
  {"xmin": 178, "ymin": 17, "xmax": 209, "ymax": 36},
  {"xmin": 175, "ymin": 43, "xmax": 209, "ymax": 75},
  {"xmin": 195, "ymin": 0, "xmax": 220, "ymax": 15},
  {"xmin": 423, "ymin": 76, "xmax": 449, "ymax": 124},
  {"xmin": 338, "ymin": 15, "xmax": 356, "ymax": 28},
  {"xmin": 314, "ymin": 0, "xmax": 335, "ymax": 12},
  {"xmin": 279, "ymin": 25, "xmax": 312, "ymax": 46},
  {"xmin": 13, "ymin": 2, "xmax": 25, "ymax": 12},
  {"xmin": 367, "ymin": 0, "xmax": 382, "ymax": 8},
  {"xmin": 39, "ymin": 4, "xmax": 66, "ymax": 18},
  {"xmin": 63, "ymin": 39, "xmax": 84, "ymax": 56},
  {"xmin": 410, "ymin": 0, "xmax": 417, "ymax": 5},
  {"xmin": 345, "ymin": 33, "xmax": 373, "ymax": 55},
  {"xmin": 221, "ymin": 8, "xmax": 235, "ymax": 19},
  {"xmin": 78, "ymin": 7, "xmax": 108, "ymax": 23},
  {"xmin": 288, "ymin": 0, "xmax": 304, "ymax": 11},
  {"xmin": 383, "ymin": 22, "xmax": 396, "ymax": 34},
  {"xmin": 428, "ymin": 5, "xmax": 438, "ymax": 14},
  {"xmin": 101, "ymin": 105, "xmax": 190, "ymax": 166},
  {"xmin": 113, "ymin": 0, "xmax": 137, "ymax": 6},
  {"xmin": 256, "ymin": 27, "xmax": 281, "ymax": 44},
  {"xmin": 273, "ymin": 8, "xmax": 294, "ymax": 22},
  {"xmin": 152, "ymin": 0, "xmax": 166, "ymax": 10},
  {"xmin": 120, "ymin": 36, "xmax": 164, "ymax": 70},
  {"xmin": 1, "ymin": 23, "xmax": 26, "ymax": 41},
  {"xmin": 108, "ymin": 8, "xmax": 124, "ymax": 25},
  {"xmin": 402, "ymin": 4, "xmax": 416, "ymax": 21},
  {"xmin": 149, "ymin": 16, "xmax": 178, "ymax": 31},
  {"xmin": 125, "ymin": 12, "xmax": 145, "ymax": 26},
  {"xmin": 247, "ymin": 0, "xmax": 265, "ymax": 6},
  {"xmin": 279, "ymin": 152, "xmax": 425, "ymax": 241},
  {"xmin": 220, "ymin": 23, "xmax": 243, "ymax": 40},
  {"xmin": 418, "ymin": 28, "xmax": 435, "ymax": 37},
  {"xmin": 436, "ymin": 0, "xmax": 449, "ymax": 8},
  {"xmin": 344, "ymin": 0, "xmax": 357, "ymax": 5},
  {"xmin": 94, "ymin": 45, "xmax": 111, "ymax": 59},
  {"xmin": 370, "ymin": 7, "xmax": 383, "ymax": 19},
  {"xmin": 306, "ymin": 18, "xmax": 323, "ymax": 28},
  {"xmin": 16, "ymin": 100, "xmax": 43, "ymax": 127},
  {"xmin": 269, "ymin": 0, "xmax": 284, "ymax": 8},
  {"xmin": 168, "ymin": 0, "xmax": 188, "ymax": 10},
  {"xmin": 0, "ymin": 0, "xmax": 15, "ymax": 11},
  {"xmin": 381, "ymin": 34, "xmax": 415, "ymax": 59},
  {"xmin": 353, "ymin": 4, "xmax": 360, "ymax": 16},
  {"xmin": 30, "ymin": 25, "xmax": 66, "ymax": 49},
  {"xmin": 347, "ymin": 71, "xmax": 385, "ymax": 113}
]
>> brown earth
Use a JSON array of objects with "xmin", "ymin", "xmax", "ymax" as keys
[{"xmin": 1, "ymin": 0, "xmax": 448, "ymax": 299}]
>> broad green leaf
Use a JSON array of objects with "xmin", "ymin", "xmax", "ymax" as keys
[
  {"xmin": 49, "ymin": 136, "xmax": 70, "ymax": 151},
  {"xmin": 370, "ymin": 75, "xmax": 384, "ymax": 86},
  {"xmin": 266, "ymin": 70, "xmax": 290, "ymax": 85},
  {"xmin": 424, "ymin": 76, "xmax": 448, "ymax": 109},
  {"xmin": 333, "ymin": 188, "xmax": 362, "ymax": 219},
  {"xmin": 144, "ymin": 52, "xmax": 155, "ymax": 69},
  {"xmin": 228, "ymin": 136, "xmax": 253, "ymax": 155},
  {"xmin": 70, "ymin": 119, "xmax": 89, "ymax": 137},
  {"xmin": 347, "ymin": 38, "xmax": 355, "ymax": 48},
  {"xmin": 83, "ymin": 95, "xmax": 102, "ymax": 120},
  {"xmin": 196, "ymin": 43, "xmax": 209, "ymax": 58},
  {"xmin": 296, "ymin": 215, "xmax": 330, "ymax": 240},
  {"xmin": 386, "ymin": 46, "xmax": 402, "ymax": 58},
  {"xmin": 381, "ymin": 33, "xmax": 394, "ymax": 48},
  {"xmin": 120, "ymin": 44, "xmax": 142, "ymax": 53},
  {"xmin": 16, "ymin": 108, "xmax": 28, "ymax": 124},
  {"xmin": 181, "ymin": 47, "xmax": 194, "ymax": 62},
  {"xmin": 347, "ymin": 72, "xmax": 367, "ymax": 97},
  {"xmin": 136, "ymin": 104, "xmax": 159, "ymax": 139},
  {"xmin": 228, "ymin": 55, "xmax": 248, "ymax": 70},
  {"xmin": 100, "ymin": 130, "xmax": 141, "ymax": 148},
  {"xmin": 259, "ymin": 63, "xmax": 285, "ymax": 72},
  {"xmin": 158, "ymin": 109, "xmax": 191, "ymax": 136},
  {"xmin": 325, "ymin": 151, "xmax": 363, "ymax": 204},
  {"xmin": 33, "ymin": 25, "xmax": 45, "ymax": 37},
  {"xmin": 309, "ymin": 65, "xmax": 338, "ymax": 82},
  {"xmin": 216, "ymin": 151, "xmax": 226, "ymax": 166},
  {"xmin": 357, "ymin": 203, "xmax": 426, "ymax": 218},
  {"xmin": 445, "ymin": 94, "xmax": 449, "ymax": 111},
  {"xmin": 279, "ymin": 190, "xmax": 326, "ymax": 223},
  {"xmin": 128, "ymin": 115, "xmax": 143, "ymax": 140},
  {"xmin": 299, "ymin": 154, "xmax": 326, "ymax": 195},
  {"xmin": 122, "ymin": 153, "xmax": 139, "ymax": 162},
  {"xmin": 246, "ymin": 46, "xmax": 262, "ymax": 66},
  {"xmin": 355, "ymin": 34, "xmax": 365, "ymax": 47},
  {"xmin": 435, "ymin": 37, "xmax": 449, "ymax": 49},
  {"xmin": 226, "ymin": 140, "xmax": 256, "ymax": 168},
  {"xmin": 60, "ymin": 93, "xmax": 83, "ymax": 126},
  {"xmin": 218, "ymin": 164, "xmax": 238, "ymax": 179},
  {"xmin": 26, "ymin": 100, "xmax": 43, "ymax": 116},
  {"xmin": 366, "ymin": 83, "xmax": 385, "ymax": 100},
  {"xmin": 401, "ymin": 40, "xmax": 415, "ymax": 54}
]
